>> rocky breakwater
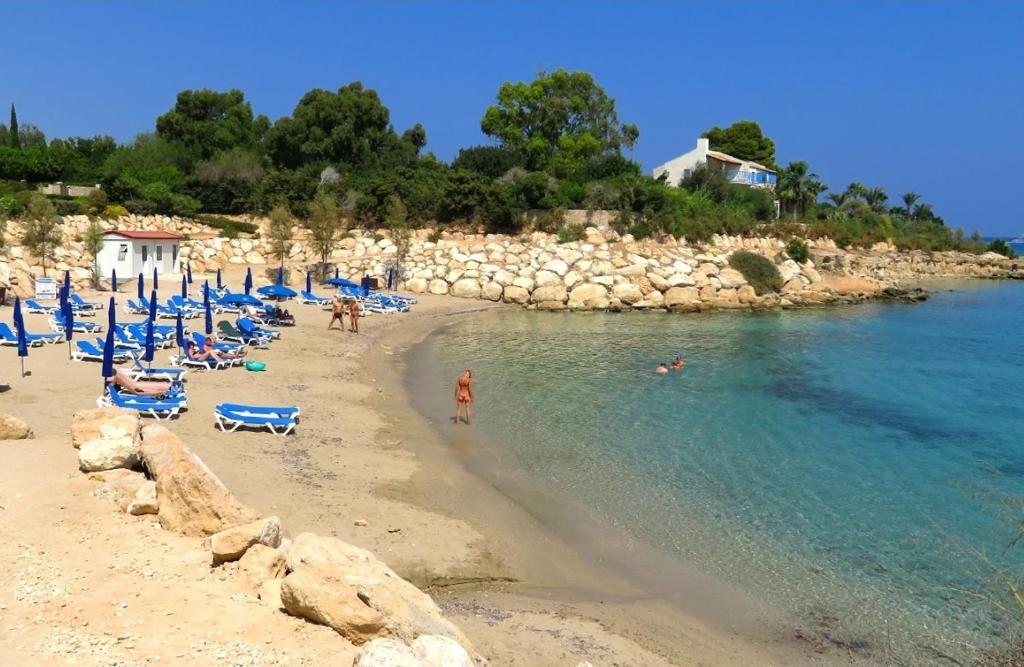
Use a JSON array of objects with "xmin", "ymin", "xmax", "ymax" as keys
[
  {"xmin": 820, "ymin": 243, "xmax": 1018, "ymax": 282},
  {"xmin": 69, "ymin": 408, "xmax": 482, "ymax": 666},
  {"xmin": 393, "ymin": 230, "xmax": 834, "ymax": 311}
]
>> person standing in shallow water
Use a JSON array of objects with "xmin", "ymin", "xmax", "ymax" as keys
[
  {"xmin": 327, "ymin": 296, "xmax": 345, "ymax": 330},
  {"xmin": 454, "ymin": 369, "xmax": 473, "ymax": 425}
]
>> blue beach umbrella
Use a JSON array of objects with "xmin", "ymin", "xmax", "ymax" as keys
[
  {"xmin": 63, "ymin": 299, "xmax": 75, "ymax": 360},
  {"xmin": 63, "ymin": 270, "xmax": 71, "ymax": 294},
  {"xmin": 143, "ymin": 290, "xmax": 157, "ymax": 367},
  {"xmin": 111, "ymin": 268, "xmax": 117, "ymax": 293},
  {"xmin": 153, "ymin": 267, "xmax": 159, "ymax": 291},
  {"xmin": 175, "ymin": 313, "xmax": 185, "ymax": 356},
  {"xmin": 216, "ymin": 268, "xmax": 223, "ymax": 290},
  {"xmin": 305, "ymin": 271, "xmax": 312, "ymax": 293},
  {"xmin": 187, "ymin": 264, "xmax": 193, "ymax": 284},
  {"xmin": 13, "ymin": 297, "xmax": 28, "ymax": 377},
  {"xmin": 204, "ymin": 298, "xmax": 213, "ymax": 336},
  {"xmin": 257, "ymin": 284, "xmax": 297, "ymax": 299},
  {"xmin": 181, "ymin": 275, "xmax": 188, "ymax": 299},
  {"xmin": 361, "ymin": 274, "xmax": 370, "ymax": 297},
  {"xmin": 219, "ymin": 293, "xmax": 263, "ymax": 307},
  {"xmin": 100, "ymin": 328, "xmax": 116, "ymax": 383},
  {"xmin": 244, "ymin": 268, "xmax": 253, "ymax": 295},
  {"xmin": 137, "ymin": 273, "xmax": 144, "ymax": 301},
  {"xmin": 277, "ymin": 266, "xmax": 284, "ymax": 285},
  {"xmin": 108, "ymin": 296, "xmax": 116, "ymax": 331},
  {"xmin": 324, "ymin": 277, "xmax": 359, "ymax": 289},
  {"xmin": 334, "ymin": 266, "xmax": 339, "ymax": 279}
]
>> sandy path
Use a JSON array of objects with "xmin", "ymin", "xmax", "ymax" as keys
[{"xmin": 0, "ymin": 275, "xmax": 844, "ymax": 666}]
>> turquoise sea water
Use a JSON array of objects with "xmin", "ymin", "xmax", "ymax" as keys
[{"xmin": 410, "ymin": 281, "xmax": 1024, "ymax": 663}]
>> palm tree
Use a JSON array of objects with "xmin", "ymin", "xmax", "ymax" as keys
[
  {"xmin": 826, "ymin": 192, "xmax": 847, "ymax": 207},
  {"xmin": 777, "ymin": 161, "xmax": 826, "ymax": 220},
  {"xmin": 901, "ymin": 192, "xmax": 920, "ymax": 217},
  {"xmin": 912, "ymin": 203, "xmax": 934, "ymax": 221},
  {"xmin": 864, "ymin": 186, "xmax": 888, "ymax": 212},
  {"xmin": 845, "ymin": 182, "xmax": 867, "ymax": 201}
]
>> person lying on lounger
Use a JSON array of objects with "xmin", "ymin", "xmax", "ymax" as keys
[
  {"xmin": 106, "ymin": 368, "xmax": 172, "ymax": 397},
  {"xmin": 188, "ymin": 338, "xmax": 244, "ymax": 363}
]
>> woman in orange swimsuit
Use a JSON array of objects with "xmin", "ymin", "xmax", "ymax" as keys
[{"xmin": 454, "ymin": 369, "xmax": 473, "ymax": 425}]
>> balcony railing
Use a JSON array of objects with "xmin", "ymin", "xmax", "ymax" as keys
[{"xmin": 726, "ymin": 171, "xmax": 776, "ymax": 186}]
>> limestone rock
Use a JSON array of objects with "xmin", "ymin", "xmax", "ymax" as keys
[
  {"xmin": 568, "ymin": 283, "xmax": 609, "ymax": 309},
  {"xmin": 239, "ymin": 543, "xmax": 287, "ymax": 586},
  {"xmin": 354, "ymin": 638, "xmax": 421, "ymax": 667},
  {"xmin": 405, "ymin": 278, "xmax": 428, "ymax": 294},
  {"xmin": 412, "ymin": 635, "xmax": 475, "ymax": 667},
  {"xmin": 78, "ymin": 435, "xmax": 139, "ymax": 472},
  {"xmin": 612, "ymin": 282, "xmax": 643, "ymax": 305},
  {"xmin": 448, "ymin": 278, "xmax": 481, "ymax": 300},
  {"xmin": 481, "ymin": 281, "xmax": 502, "ymax": 302},
  {"xmin": 530, "ymin": 284, "xmax": 567, "ymax": 304},
  {"xmin": 502, "ymin": 285, "xmax": 529, "ymax": 304},
  {"xmin": 664, "ymin": 286, "xmax": 700, "ymax": 309},
  {"xmin": 0, "ymin": 412, "xmax": 32, "ymax": 440},
  {"xmin": 737, "ymin": 285, "xmax": 758, "ymax": 304},
  {"xmin": 90, "ymin": 469, "xmax": 148, "ymax": 511},
  {"xmin": 140, "ymin": 424, "xmax": 257, "ymax": 537},
  {"xmin": 533, "ymin": 269, "xmax": 561, "ymax": 287},
  {"xmin": 127, "ymin": 480, "xmax": 158, "ymax": 515},
  {"xmin": 281, "ymin": 569, "xmax": 388, "ymax": 644},
  {"xmin": 72, "ymin": 407, "xmax": 133, "ymax": 448},
  {"xmin": 427, "ymin": 279, "xmax": 449, "ymax": 295},
  {"xmin": 210, "ymin": 516, "xmax": 283, "ymax": 563},
  {"xmin": 285, "ymin": 533, "xmax": 474, "ymax": 650},
  {"xmin": 717, "ymin": 267, "xmax": 747, "ymax": 289},
  {"xmin": 541, "ymin": 258, "xmax": 569, "ymax": 276}
]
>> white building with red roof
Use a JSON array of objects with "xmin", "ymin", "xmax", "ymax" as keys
[
  {"xmin": 652, "ymin": 137, "xmax": 777, "ymax": 189},
  {"xmin": 95, "ymin": 230, "xmax": 183, "ymax": 280}
]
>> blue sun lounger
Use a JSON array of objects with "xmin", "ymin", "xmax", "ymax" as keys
[
  {"xmin": 0, "ymin": 322, "xmax": 62, "ymax": 346},
  {"xmin": 51, "ymin": 314, "xmax": 102, "ymax": 334},
  {"xmin": 214, "ymin": 403, "xmax": 299, "ymax": 435},
  {"xmin": 127, "ymin": 352, "xmax": 187, "ymax": 381},
  {"xmin": 26, "ymin": 299, "xmax": 59, "ymax": 314},
  {"xmin": 73, "ymin": 340, "xmax": 129, "ymax": 363},
  {"xmin": 237, "ymin": 317, "xmax": 279, "ymax": 340},
  {"xmin": 99, "ymin": 386, "xmax": 185, "ymax": 420},
  {"xmin": 297, "ymin": 290, "xmax": 331, "ymax": 306}
]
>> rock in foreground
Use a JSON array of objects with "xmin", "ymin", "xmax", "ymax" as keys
[{"xmin": 0, "ymin": 412, "xmax": 33, "ymax": 440}]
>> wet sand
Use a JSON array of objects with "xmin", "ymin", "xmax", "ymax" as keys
[{"xmin": 0, "ymin": 274, "xmax": 862, "ymax": 665}]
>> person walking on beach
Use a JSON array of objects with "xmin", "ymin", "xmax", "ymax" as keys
[
  {"xmin": 328, "ymin": 296, "xmax": 345, "ymax": 331},
  {"xmin": 454, "ymin": 369, "xmax": 473, "ymax": 425},
  {"xmin": 348, "ymin": 298, "xmax": 361, "ymax": 334}
]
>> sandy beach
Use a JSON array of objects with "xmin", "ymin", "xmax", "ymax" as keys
[{"xmin": 0, "ymin": 272, "xmax": 860, "ymax": 666}]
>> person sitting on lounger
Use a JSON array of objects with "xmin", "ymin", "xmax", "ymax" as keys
[
  {"xmin": 203, "ymin": 336, "xmax": 244, "ymax": 360},
  {"xmin": 107, "ymin": 368, "xmax": 172, "ymax": 397}
]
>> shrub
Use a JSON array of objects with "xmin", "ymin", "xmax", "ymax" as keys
[
  {"xmin": 195, "ymin": 214, "xmax": 258, "ymax": 239},
  {"xmin": 86, "ymin": 189, "xmax": 108, "ymax": 215},
  {"xmin": 986, "ymin": 239, "xmax": 1018, "ymax": 259},
  {"xmin": 103, "ymin": 204, "xmax": 130, "ymax": 219},
  {"xmin": 51, "ymin": 198, "xmax": 87, "ymax": 216},
  {"xmin": 557, "ymin": 223, "xmax": 586, "ymax": 244},
  {"xmin": 125, "ymin": 199, "xmax": 158, "ymax": 215},
  {"xmin": 728, "ymin": 250, "xmax": 783, "ymax": 295},
  {"xmin": 786, "ymin": 237, "xmax": 810, "ymax": 263},
  {"xmin": 427, "ymin": 230, "xmax": 442, "ymax": 243}
]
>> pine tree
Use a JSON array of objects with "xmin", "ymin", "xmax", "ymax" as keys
[{"xmin": 9, "ymin": 104, "xmax": 19, "ymax": 148}]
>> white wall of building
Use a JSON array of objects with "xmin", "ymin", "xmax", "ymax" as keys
[
  {"xmin": 96, "ymin": 235, "xmax": 180, "ymax": 280},
  {"xmin": 652, "ymin": 137, "xmax": 776, "ymax": 188}
]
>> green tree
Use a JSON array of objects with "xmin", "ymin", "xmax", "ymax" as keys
[
  {"xmin": 267, "ymin": 204, "xmax": 292, "ymax": 268},
  {"xmin": 845, "ymin": 182, "xmax": 867, "ymax": 201},
  {"xmin": 9, "ymin": 104, "xmax": 19, "ymax": 148},
  {"xmin": 480, "ymin": 69, "xmax": 639, "ymax": 175},
  {"xmin": 901, "ymin": 192, "xmax": 920, "ymax": 217},
  {"xmin": 86, "ymin": 188, "xmax": 108, "ymax": 216},
  {"xmin": 305, "ymin": 191, "xmax": 341, "ymax": 279},
  {"xmin": 451, "ymin": 145, "xmax": 523, "ymax": 179},
  {"xmin": 155, "ymin": 89, "xmax": 267, "ymax": 162},
  {"xmin": 384, "ymin": 194, "xmax": 411, "ymax": 271},
  {"xmin": 826, "ymin": 192, "xmax": 847, "ymax": 207},
  {"xmin": 192, "ymin": 147, "xmax": 264, "ymax": 213},
  {"xmin": 82, "ymin": 219, "xmax": 105, "ymax": 285},
  {"xmin": 439, "ymin": 169, "xmax": 492, "ymax": 223},
  {"xmin": 701, "ymin": 120, "xmax": 776, "ymax": 168},
  {"xmin": 777, "ymin": 161, "xmax": 826, "ymax": 219},
  {"xmin": 864, "ymin": 186, "xmax": 888, "ymax": 212},
  {"xmin": 22, "ymin": 196, "xmax": 62, "ymax": 276}
]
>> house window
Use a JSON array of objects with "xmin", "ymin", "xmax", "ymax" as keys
[
  {"xmin": 683, "ymin": 169, "xmax": 692, "ymax": 180},
  {"xmin": 156, "ymin": 245, "xmax": 163, "ymax": 261},
  {"xmin": 117, "ymin": 244, "xmax": 128, "ymax": 261},
  {"xmin": 142, "ymin": 246, "xmax": 148, "ymax": 262}
]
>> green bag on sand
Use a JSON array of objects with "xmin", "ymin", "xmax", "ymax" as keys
[{"xmin": 245, "ymin": 361, "xmax": 266, "ymax": 372}]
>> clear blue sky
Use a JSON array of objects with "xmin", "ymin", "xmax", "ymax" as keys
[{"xmin": 3, "ymin": 2, "xmax": 1022, "ymax": 234}]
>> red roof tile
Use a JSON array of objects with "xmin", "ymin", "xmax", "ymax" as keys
[{"xmin": 105, "ymin": 230, "xmax": 182, "ymax": 240}]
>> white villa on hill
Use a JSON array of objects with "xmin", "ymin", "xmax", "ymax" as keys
[{"xmin": 652, "ymin": 138, "xmax": 777, "ymax": 189}]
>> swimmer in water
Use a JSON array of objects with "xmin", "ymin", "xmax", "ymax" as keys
[
  {"xmin": 670, "ymin": 356, "xmax": 686, "ymax": 370},
  {"xmin": 656, "ymin": 362, "xmax": 669, "ymax": 375}
]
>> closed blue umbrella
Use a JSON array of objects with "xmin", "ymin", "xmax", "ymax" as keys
[
  {"xmin": 305, "ymin": 271, "xmax": 312, "ymax": 293},
  {"xmin": 181, "ymin": 275, "xmax": 188, "ymax": 299},
  {"xmin": 63, "ymin": 270, "xmax": 71, "ymax": 295},
  {"xmin": 137, "ymin": 273, "xmax": 144, "ymax": 301},
  {"xmin": 100, "ymin": 329, "xmax": 116, "ymax": 382},
  {"xmin": 111, "ymin": 268, "xmax": 117, "ymax": 292},
  {"xmin": 153, "ymin": 267, "xmax": 159, "ymax": 291},
  {"xmin": 334, "ymin": 266, "xmax": 339, "ymax": 279},
  {"xmin": 13, "ymin": 297, "xmax": 28, "ymax": 377},
  {"xmin": 108, "ymin": 296, "xmax": 116, "ymax": 331},
  {"xmin": 204, "ymin": 289, "xmax": 213, "ymax": 336},
  {"xmin": 175, "ymin": 313, "xmax": 185, "ymax": 356},
  {"xmin": 244, "ymin": 268, "xmax": 253, "ymax": 295},
  {"xmin": 361, "ymin": 274, "xmax": 371, "ymax": 297},
  {"xmin": 144, "ymin": 290, "xmax": 157, "ymax": 367},
  {"xmin": 277, "ymin": 266, "xmax": 284, "ymax": 285},
  {"xmin": 216, "ymin": 268, "xmax": 223, "ymax": 290},
  {"xmin": 63, "ymin": 299, "xmax": 75, "ymax": 360},
  {"xmin": 187, "ymin": 264, "xmax": 193, "ymax": 284}
]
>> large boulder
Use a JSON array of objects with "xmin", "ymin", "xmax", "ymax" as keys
[
  {"xmin": 0, "ymin": 412, "xmax": 33, "ymax": 440},
  {"xmin": 530, "ymin": 284, "xmax": 567, "ymax": 304},
  {"xmin": 127, "ymin": 481, "xmax": 158, "ymax": 515},
  {"xmin": 612, "ymin": 282, "xmax": 644, "ymax": 305},
  {"xmin": 354, "ymin": 638, "xmax": 420, "ymax": 667},
  {"xmin": 78, "ymin": 436, "xmax": 139, "ymax": 473},
  {"xmin": 405, "ymin": 278, "xmax": 428, "ymax": 294},
  {"xmin": 448, "ymin": 278, "xmax": 481, "ymax": 300},
  {"xmin": 89, "ymin": 469, "xmax": 148, "ymax": 511},
  {"xmin": 210, "ymin": 516, "xmax": 283, "ymax": 563},
  {"xmin": 71, "ymin": 408, "xmax": 136, "ymax": 448},
  {"xmin": 412, "ymin": 635, "xmax": 475, "ymax": 667},
  {"xmin": 239, "ymin": 543, "xmax": 287, "ymax": 585},
  {"xmin": 281, "ymin": 569, "xmax": 388, "ymax": 645},
  {"xmin": 140, "ymin": 424, "xmax": 257, "ymax": 536},
  {"xmin": 480, "ymin": 281, "xmax": 502, "ymax": 302},
  {"xmin": 285, "ymin": 533, "xmax": 474, "ymax": 652},
  {"xmin": 664, "ymin": 286, "xmax": 700, "ymax": 309},
  {"xmin": 717, "ymin": 267, "xmax": 747, "ymax": 289},
  {"xmin": 427, "ymin": 279, "xmax": 449, "ymax": 295},
  {"xmin": 501, "ymin": 285, "xmax": 529, "ymax": 304},
  {"xmin": 567, "ymin": 283, "xmax": 609, "ymax": 309}
]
